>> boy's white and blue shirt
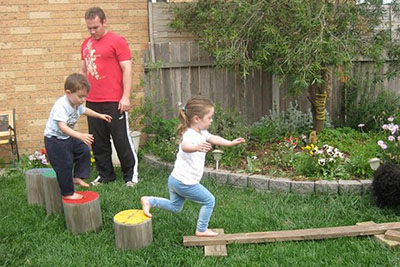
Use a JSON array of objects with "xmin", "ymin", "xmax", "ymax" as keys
[{"xmin": 44, "ymin": 95, "xmax": 85, "ymax": 139}]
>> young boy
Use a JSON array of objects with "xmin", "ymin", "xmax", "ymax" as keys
[{"xmin": 44, "ymin": 73, "xmax": 112, "ymax": 200}]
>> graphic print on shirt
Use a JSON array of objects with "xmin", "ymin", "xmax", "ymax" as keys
[
  {"xmin": 83, "ymin": 39, "xmax": 102, "ymax": 80},
  {"xmin": 66, "ymin": 110, "xmax": 79, "ymax": 129}
]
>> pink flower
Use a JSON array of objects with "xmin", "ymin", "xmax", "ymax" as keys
[
  {"xmin": 388, "ymin": 116, "xmax": 394, "ymax": 122},
  {"xmin": 388, "ymin": 136, "xmax": 395, "ymax": 142}
]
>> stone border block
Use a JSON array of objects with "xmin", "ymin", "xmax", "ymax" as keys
[
  {"xmin": 291, "ymin": 180, "xmax": 315, "ymax": 194},
  {"xmin": 228, "ymin": 173, "xmax": 248, "ymax": 188},
  {"xmin": 338, "ymin": 180, "xmax": 362, "ymax": 194},
  {"xmin": 211, "ymin": 170, "xmax": 230, "ymax": 185},
  {"xmin": 315, "ymin": 180, "xmax": 338, "ymax": 194},
  {"xmin": 360, "ymin": 180, "xmax": 372, "ymax": 194},
  {"xmin": 269, "ymin": 178, "xmax": 291, "ymax": 192},
  {"xmin": 248, "ymin": 174, "xmax": 270, "ymax": 191}
]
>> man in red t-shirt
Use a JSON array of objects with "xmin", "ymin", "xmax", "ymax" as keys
[{"xmin": 81, "ymin": 7, "xmax": 138, "ymax": 187}]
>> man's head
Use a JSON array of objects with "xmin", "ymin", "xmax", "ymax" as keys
[{"xmin": 85, "ymin": 7, "xmax": 107, "ymax": 40}]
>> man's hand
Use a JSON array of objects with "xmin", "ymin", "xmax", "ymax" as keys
[{"xmin": 118, "ymin": 96, "xmax": 131, "ymax": 113}]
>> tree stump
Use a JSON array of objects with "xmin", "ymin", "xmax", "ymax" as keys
[
  {"xmin": 25, "ymin": 168, "xmax": 52, "ymax": 206},
  {"xmin": 42, "ymin": 169, "xmax": 63, "ymax": 215},
  {"xmin": 62, "ymin": 191, "xmax": 102, "ymax": 234},
  {"xmin": 113, "ymin": 209, "xmax": 152, "ymax": 250}
]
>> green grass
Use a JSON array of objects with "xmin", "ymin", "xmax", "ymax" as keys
[{"xmin": 2, "ymin": 163, "xmax": 400, "ymax": 266}]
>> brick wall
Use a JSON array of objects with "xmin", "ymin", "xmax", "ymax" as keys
[{"xmin": 0, "ymin": 0, "xmax": 148, "ymax": 160}]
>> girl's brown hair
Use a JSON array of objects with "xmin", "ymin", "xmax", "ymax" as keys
[{"xmin": 177, "ymin": 96, "xmax": 214, "ymax": 139}]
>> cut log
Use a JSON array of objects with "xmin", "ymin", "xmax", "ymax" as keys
[
  {"xmin": 62, "ymin": 191, "xmax": 102, "ymax": 234},
  {"xmin": 204, "ymin": 229, "xmax": 227, "ymax": 256},
  {"xmin": 42, "ymin": 169, "xmax": 63, "ymax": 215},
  {"xmin": 113, "ymin": 209, "xmax": 152, "ymax": 250},
  {"xmin": 25, "ymin": 168, "xmax": 52, "ymax": 206},
  {"xmin": 183, "ymin": 222, "xmax": 400, "ymax": 246},
  {"xmin": 357, "ymin": 221, "xmax": 400, "ymax": 249},
  {"xmin": 384, "ymin": 230, "xmax": 400, "ymax": 242}
]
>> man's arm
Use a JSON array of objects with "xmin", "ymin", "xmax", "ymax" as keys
[
  {"xmin": 81, "ymin": 60, "xmax": 87, "ymax": 76},
  {"xmin": 119, "ymin": 60, "xmax": 132, "ymax": 112}
]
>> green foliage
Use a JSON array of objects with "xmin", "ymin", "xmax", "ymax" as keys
[
  {"xmin": 250, "ymin": 101, "xmax": 331, "ymax": 144},
  {"xmin": 170, "ymin": 0, "xmax": 400, "ymax": 92},
  {"xmin": 207, "ymin": 104, "xmax": 249, "ymax": 168},
  {"xmin": 341, "ymin": 78, "xmax": 400, "ymax": 131}
]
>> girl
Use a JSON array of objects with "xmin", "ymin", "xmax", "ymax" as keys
[{"xmin": 141, "ymin": 96, "xmax": 245, "ymax": 237}]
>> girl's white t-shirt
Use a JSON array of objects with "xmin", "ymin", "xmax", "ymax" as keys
[{"xmin": 171, "ymin": 128, "xmax": 212, "ymax": 185}]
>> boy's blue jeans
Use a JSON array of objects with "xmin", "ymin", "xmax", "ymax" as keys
[{"xmin": 148, "ymin": 175, "xmax": 215, "ymax": 232}]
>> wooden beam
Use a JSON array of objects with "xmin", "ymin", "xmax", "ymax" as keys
[
  {"xmin": 357, "ymin": 221, "xmax": 400, "ymax": 249},
  {"xmin": 183, "ymin": 222, "xmax": 400, "ymax": 247},
  {"xmin": 204, "ymin": 229, "xmax": 227, "ymax": 257},
  {"xmin": 385, "ymin": 230, "xmax": 400, "ymax": 242}
]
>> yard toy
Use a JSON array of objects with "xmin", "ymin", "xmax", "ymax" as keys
[
  {"xmin": 183, "ymin": 222, "xmax": 400, "ymax": 256},
  {"xmin": 25, "ymin": 168, "xmax": 52, "ymax": 206},
  {"xmin": 62, "ymin": 191, "xmax": 102, "ymax": 234},
  {"xmin": 42, "ymin": 169, "xmax": 62, "ymax": 215},
  {"xmin": 372, "ymin": 162, "xmax": 400, "ymax": 207},
  {"xmin": 113, "ymin": 209, "xmax": 153, "ymax": 250}
]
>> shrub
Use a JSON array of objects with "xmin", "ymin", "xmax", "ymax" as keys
[{"xmin": 341, "ymin": 78, "xmax": 400, "ymax": 132}]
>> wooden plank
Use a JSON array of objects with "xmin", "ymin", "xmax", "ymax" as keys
[
  {"xmin": 183, "ymin": 222, "xmax": 400, "ymax": 247},
  {"xmin": 384, "ymin": 230, "xmax": 400, "ymax": 242},
  {"xmin": 358, "ymin": 222, "xmax": 400, "ymax": 249},
  {"xmin": 204, "ymin": 229, "xmax": 227, "ymax": 257}
]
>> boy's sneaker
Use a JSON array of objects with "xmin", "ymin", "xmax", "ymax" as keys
[
  {"xmin": 91, "ymin": 176, "xmax": 104, "ymax": 186},
  {"xmin": 125, "ymin": 181, "xmax": 137, "ymax": 187}
]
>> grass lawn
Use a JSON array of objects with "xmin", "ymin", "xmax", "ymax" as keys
[{"xmin": 2, "ymin": 162, "xmax": 400, "ymax": 266}]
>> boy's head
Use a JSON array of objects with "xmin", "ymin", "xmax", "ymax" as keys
[{"xmin": 64, "ymin": 73, "xmax": 91, "ymax": 94}]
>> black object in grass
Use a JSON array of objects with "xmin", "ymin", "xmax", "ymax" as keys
[{"xmin": 372, "ymin": 162, "xmax": 400, "ymax": 207}]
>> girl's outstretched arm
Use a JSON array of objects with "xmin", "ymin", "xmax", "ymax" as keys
[{"xmin": 208, "ymin": 135, "xmax": 245, "ymax": 147}]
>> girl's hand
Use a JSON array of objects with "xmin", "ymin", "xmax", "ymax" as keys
[
  {"xmin": 196, "ymin": 142, "xmax": 212, "ymax": 153},
  {"xmin": 100, "ymin": 114, "xmax": 112, "ymax": 123},
  {"xmin": 231, "ymin": 137, "xmax": 246, "ymax": 146},
  {"xmin": 80, "ymin": 133, "xmax": 94, "ymax": 145}
]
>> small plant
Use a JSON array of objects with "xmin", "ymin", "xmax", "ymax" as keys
[
  {"xmin": 269, "ymin": 135, "xmax": 300, "ymax": 169},
  {"xmin": 296, "ymin": 144, "xmax": 348, "ymax": 180},
  {"xmin": 376, "ymin": 116, "xmax": 400, "ymax": 164},
  {"xmin": 28, "ymin": 149, "xmax": 49, "ymax": 169}
]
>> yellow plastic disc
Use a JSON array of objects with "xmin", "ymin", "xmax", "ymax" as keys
[{"xmin": 114, "ymin": 209, "xmax": 150, "ymax": 225}]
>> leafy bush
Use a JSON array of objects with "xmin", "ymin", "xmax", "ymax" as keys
[
  {"xmin": 341, "ymin": 78, "xmax": 400, "ymax": 131},
  {"xmin": 207, "ymin": 104, "xmax": 249, "ymax": 168},
  {"xmin": 250, "ymin": 101, "xmax": 332, "ymax": 144}
]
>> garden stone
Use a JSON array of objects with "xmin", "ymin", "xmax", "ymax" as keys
[
  {"xmin": 291, "ymin": 180, "xmax": 315, "ymax": 194},
  {"xmin": 210, "ymin": 169, "xmax": 230, "ymax": 185},
  {"xmin": 202, "ymin": 167, "xmax": 214, "ymax": 181},
  {"xmin": 248, "ymin": 174, "xmax": 270, "ymax": 191},
  {"xmin": 143, "ymin": 155, "xmax": 159, "ymax": 168},
  {"xmin": 338, "ymin": 180, "xmax": 362, "ymax": 194},
  {"xmin": 165, "ymin": 162, "xmax": 174, "ymax": 172},
  {"xmin": 315, "ymin": 180, "xmax": 338, "ymax": 195},
  {"xmin": 228, "ymin": 173, "xmax": 248, "ymax": 188},
  {"xmin": 269, "ymin": 178, "xmax": 291, "ymax": 193},
  {"xmin": 360, "ymin": 179, "xmax": 372, "ymax": 194}
]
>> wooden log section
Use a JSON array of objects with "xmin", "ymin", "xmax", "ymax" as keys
[
  {"xmin": 42, "ymin": 169, "xmax": 63, "ymax": 215},
  {"xmin": 62, "ymin": 191, "xmax": 102, "ymax": 234},
  {"xmin": 25, "ymin": 168, "xmax": 52, "ymax": 206},
  {"xmin": 204, "ymin": 229, "xmax": 227, "ymax": 256},
  {"xmin": 385, "ymin": 230, "xmax": 400, "ymax": 242},
  {"xmin": 357, "ymin": 221, "xmax": 400, "ymax": 249},
  {"xmin": 113, "ymin": 209, "xmax": 152, "ymax": 250},
  {"xmin": 183, "ymin": 222, "xmax": 400, "ymax": 247}
]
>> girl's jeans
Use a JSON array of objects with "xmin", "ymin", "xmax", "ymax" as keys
[{"xmin": 148, "ymin": 175, "xmax": 215, "ymax": 232}]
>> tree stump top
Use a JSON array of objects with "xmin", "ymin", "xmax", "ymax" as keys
[
  {"xmin": 114, "ymin": 209, "xmax": 150, "ymax": 225},
  {"xmin": 62, "ymin": 191, "xmax": 99, "ymax": 204},
  {"xmin": 42, "ymin": 169, "xmax": 56, "ymax": 178}
]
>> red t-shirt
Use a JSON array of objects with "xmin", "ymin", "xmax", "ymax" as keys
[{"xmin": 81, "ymin": 32, "xmax": 131, "ymax": 102}]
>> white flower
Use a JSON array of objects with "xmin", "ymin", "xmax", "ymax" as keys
[
  {"xmin": 377, "ymin": 140, "xmax": 385, "ymax": 146},
  {"xmin": 388, "ymin": 136, "xmax": 395, "ymax": 142},
  {"xmin": 382, "ymin": 124, "xmax": 388, "ymax": 130},
  {"xmin": 251, "ymin": 155, "xmax": 257, "ymax": 161},
  {"xmin": 388, "ymin": 116, "xmax": 394, "ymax": 122},
  {"xmin": 318, "ymin": 159, "xmax": 326, "ymax": 166},
  {"xmin": 358, "ymin": 123, "xmax": 365, "ymax": 128}
]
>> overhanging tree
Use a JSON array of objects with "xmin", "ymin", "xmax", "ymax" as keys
[{"xmin": 170, "ymin": 0, "xmax": 400, "ymax": 134}]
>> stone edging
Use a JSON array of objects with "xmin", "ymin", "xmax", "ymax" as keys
[{"xmin": 143, "ymin": 155, "xmax": 372, "ymax": 195}]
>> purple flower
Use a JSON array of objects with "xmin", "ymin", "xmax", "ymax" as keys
[{"xmin": 388, "ymin": 136, "xmax": 395, "ymax": 142}]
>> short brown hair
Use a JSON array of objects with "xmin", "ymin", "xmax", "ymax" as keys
[
  {"xmin": 64, "ymin": 73, "xmax": 91, "ymax": 93},
  {"xmin": 85, "ymin": 7, "xmax": 106, "ymax": 23}
]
